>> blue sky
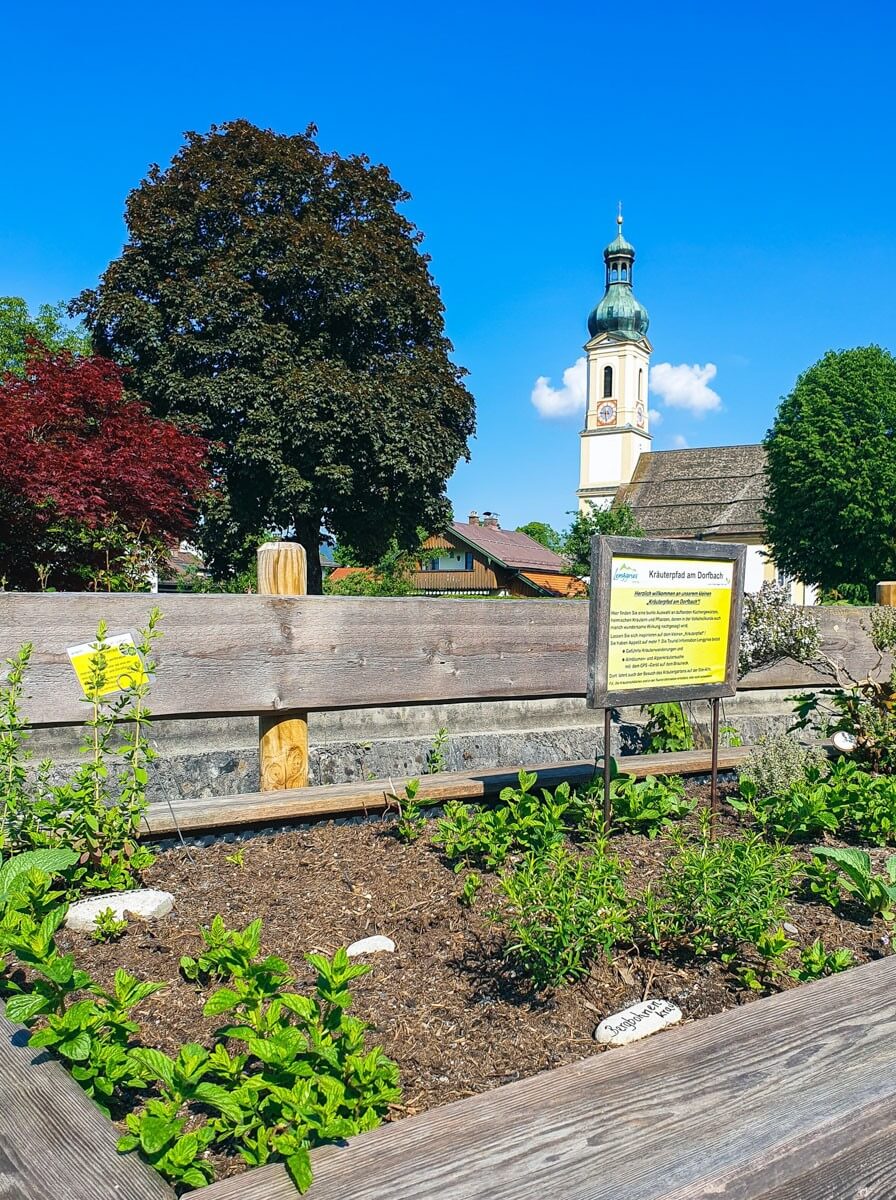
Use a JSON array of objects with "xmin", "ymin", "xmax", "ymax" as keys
[{"xmin": 3, "ymin": 0, "xmax": 894, "ymax": 535}]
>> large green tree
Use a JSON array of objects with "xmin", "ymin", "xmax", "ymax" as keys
[
  {"xmin": 764, "ymin": 346, "xmax": 896, "ymax": 596},
  {"xmin": 1, "ymin": 297, "xmax": 90, "ymax": 375},
  {"xmin": 74, "ymin": 120, "xmax": 475, "ymax": 593},
  {"xmin": 515, "ymin": 521, "xmax": 563, "ymax": 553},
  {"xmin": 563, "ymin": 502, "xmax": 644, "ymax": 576}
]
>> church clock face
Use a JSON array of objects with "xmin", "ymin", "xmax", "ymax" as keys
[
  {"xmin": 636, "ymin": 403, "xmax": 646, "ymax": 428},
  {"xmin": 597, "ymin": 401, "xmax": 616, "ymax": 426}
]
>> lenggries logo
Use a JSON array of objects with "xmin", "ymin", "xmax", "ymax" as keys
[{"xmin": 612, "ymin": 561, "xmax": 639, "ymax": 583}]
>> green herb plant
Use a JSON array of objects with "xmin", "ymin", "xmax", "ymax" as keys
[
  {"xmin": 609, "ymin": 773, "xmax": 693, "ymax": 838},
  {"xmin": 641, "ymin": 702, "xmax": 694, "ymax": 752},
  {"xmin": 0, "ymin": 615, "xmax": 163, "ymax": 895},
  {"xmin": 389, "ymin": 778, "xmax": 427, "ymax": 843},
  {"xmin": 809, "ymin": 847, "xmax": 896, "ymax": 920},
  {"xmin": 791, "ymin": 939, "xmax": 855, "ymax": 982},
  {"xmin": 434, "ymin": 771, "xmax": 569, "ymax": 872},
  {"xmin": 459, "ymin": 871, "xmax": 481, "ymax": 907},
  {"xmin": 498, "ymin": 842, "xmax": 629, "ymax": 988},
  {"xmin": 92, "ymin": 907, "xmax": 128, "ymax": 942},
  {"xmin": 425, "ymin": 727, "xmax": 450, "ymax": 774}
]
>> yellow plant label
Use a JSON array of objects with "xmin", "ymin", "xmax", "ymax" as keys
[
  {"xmin": 67, "ymin": 633, "xmax": 149, "ymax": 697},
  {"xmin": 607, "ymin": 556, "xmax": 734, "ymax": 692}
]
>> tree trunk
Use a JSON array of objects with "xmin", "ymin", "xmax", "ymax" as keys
[{"xmin": 293, "ymin": 517, "xmax": 323, "ymax": 594}]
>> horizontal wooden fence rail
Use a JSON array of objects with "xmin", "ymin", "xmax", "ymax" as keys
[
  {"xmin": 192, "ymin": 955, "xmax": 896, "ymax": 1200},
  {"xmin": 140, "ymin": 747, "xmax": 753, "ymax": 837},
  {"xmin": 0, "ymin": 594, "xmax": 885, "ymax": 728}
]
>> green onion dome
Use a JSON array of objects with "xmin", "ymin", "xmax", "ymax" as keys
[{"xmin": 587, "ymin": 213, "xmax": 650, "ymax": 341}]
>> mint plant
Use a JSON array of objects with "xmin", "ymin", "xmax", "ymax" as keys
[
  {"xmin": 609, "ymin": 773, "xmax": 693, "ymax": 838},
  {"xmin": 92, "ymin": 907, "xmax": 128, "ymax": 942},
  {"xmin": 731, "ymin": 771, "xmax": 841, "ymax": 841},
  {"xmin": 792, "ymin": 939, "xmax": 855, "ymax": 981}
]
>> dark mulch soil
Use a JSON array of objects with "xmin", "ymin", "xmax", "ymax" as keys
[{"xmin": 57, "ymin": 782, "xmax": 890, "ymax": 1147}]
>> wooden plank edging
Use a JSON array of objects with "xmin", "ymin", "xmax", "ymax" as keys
[
  {"xmin": 141, "ymin": 747, "xmax": 752, "ymax": 837},
  {"xmin": 0, "ymin": 1013, "xmax": 176, "ymax": 1200},
  {"xmin": 190, "ymin": 955, "xmax": 896, "ymax": 1200}
]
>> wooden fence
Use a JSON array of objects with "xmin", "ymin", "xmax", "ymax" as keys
[{"xmin": 2, "ymin": 592, "xmax": 895, "ymax": 1197}]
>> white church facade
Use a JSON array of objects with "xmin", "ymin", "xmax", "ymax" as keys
[{"xmin": 576, "ymin": 215, "xmax": 817, "ymax": 604}]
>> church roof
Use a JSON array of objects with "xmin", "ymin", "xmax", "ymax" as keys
[{"xmin": 617, "ymin": 443, "xmax": 767, "ymax": 539}]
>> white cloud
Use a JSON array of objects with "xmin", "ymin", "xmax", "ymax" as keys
[
  {"xmin": 649, "ymin": 362, "xmax": 721, "ymax": 416},
  {"xmin": 648, "ymin": 408, "xmax": 663, "ymax": 425},
  {"xmin": 672, "ymin": 433, "xmax": 689, "ymax": 448},
  {"xmin": 531, "ymin": 356, "xmax": 587, "ymax": 418}
]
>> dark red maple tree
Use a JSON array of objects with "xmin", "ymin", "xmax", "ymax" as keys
[{"xmin": 0, "ymin": 346, "xmax": 209, "ymax": 589}]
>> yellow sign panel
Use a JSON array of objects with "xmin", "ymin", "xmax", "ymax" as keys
[
  {"xmin": 607, "ymin": 556, "xmax": 734, "ymax": 692},
  {"xmin": 67, "ymin": 633, "xmax": 149, "ymax": 697}
]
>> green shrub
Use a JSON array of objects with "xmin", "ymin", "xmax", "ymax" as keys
[
  {"xmin": 636, "ymin": 824, "xmax": 799, "ymax": 961},
  {"xmin": 498, "ymin": 843, "xmax": 629, "ymax": 988},
  {"xmin": 641, "ymin": 702, "xmax": 694, "ymax": 752},
  {"xmin": 732, "ymin": 769, "xmax": 841, "ymax": 841},
  {"xmin": 737, "ymin": 733, "xmax": 827, "ymax": 800}
]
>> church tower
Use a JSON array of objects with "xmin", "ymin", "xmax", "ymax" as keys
[{"xmin": 577, "ymin": 212, "xmax": 652, "ymax": 511}]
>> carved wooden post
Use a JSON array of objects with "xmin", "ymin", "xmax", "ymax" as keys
[
  {"xmin": 877, "ymin": 582, "xmax": 896, "ymax": 606},
  {"xmin": 257, "ymin": 541, "xmax": 309, "ymax": 790}
]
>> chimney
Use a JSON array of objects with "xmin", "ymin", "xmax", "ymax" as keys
[
  {"xmin": 482, "ymin": 512, "xmax": 500, "ymax": 529},
  {"xmin": 467, "ymin": 511, "xmax": 480, "ymax": 526}
]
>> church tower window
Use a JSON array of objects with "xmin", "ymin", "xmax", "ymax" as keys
[{"xmin": 603, "ymin": 366, "xmax": 613, "ymax": 397}]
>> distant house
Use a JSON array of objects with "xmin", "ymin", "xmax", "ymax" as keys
[
  {"xmin": 414, "ymin": 512, "xmax": 586, "ymax": 597},
  {"xmin": 616, "ymin": 444, "xmax": 817, "ymax": 603}
]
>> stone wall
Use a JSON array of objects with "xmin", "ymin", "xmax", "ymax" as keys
[{"xmin": 27, "ymin": 689, "xmax": 799, "ymax": 805}]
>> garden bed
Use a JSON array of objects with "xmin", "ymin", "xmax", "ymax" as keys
[{"xmin": 48, "ymin": 778, "xmax": 890, "ymax": 1185}]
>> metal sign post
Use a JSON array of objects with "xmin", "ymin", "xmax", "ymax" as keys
[{"xmin": 587, "ymin": 536, "xmax": 746, "ymax": 837}]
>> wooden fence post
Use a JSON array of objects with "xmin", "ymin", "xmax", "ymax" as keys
[
  {"xmin": 877, "ymin": 582, "xmax": 896, "ymax": 606},
  {"xmin": 257, "ymin": 541, "xmax": 309, "ymax": 791}
]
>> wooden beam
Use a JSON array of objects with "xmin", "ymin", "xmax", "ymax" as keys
[
  {"xmin": 140, "ymin": 747, "xmax": 752, "ymax": 836},
  {"xmin": 0, "ymin": 593, "xmax": 883, "ymax": 727},
  {"xmin": 0, "ymin": 1013, "xmax": 175, "ymax": 1200},
  {"xmin": 190, "ymin": 955, "xmax": 896, "ymax": 1200},
  {"xmin": 257, "ymin": 542, "xmax": 309, "ymax": 791}
]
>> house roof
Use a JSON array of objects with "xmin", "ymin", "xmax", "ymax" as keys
[
  {"xmin": 450, "ymin": 522, "xmax": 571, "ymax": 572},
  {"xmin": 328, "ymin": 566, "xmax": 372, "ymax": 583},
  {"xmin": 519, "ymin": 571, "xmax": 588, "ymax": 598},
  {"xmin": 617, "ymin": 444, "xmax": 767, "ymax": 539}
]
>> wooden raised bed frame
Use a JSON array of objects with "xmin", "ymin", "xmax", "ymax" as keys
[{"xmin": 1, "ymin": 592, "xmax": 893, "ymax": 1199}]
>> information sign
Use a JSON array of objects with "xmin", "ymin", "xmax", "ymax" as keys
[
  {"xmin": 588, "ymin": 536, "xmax": 746, "ymax": 709},
  {"xmin": 67, "ymin": 632, "xmax": 148, "ymax": 697}
]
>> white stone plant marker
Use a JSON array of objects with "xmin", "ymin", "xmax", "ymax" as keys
[
  {"xmin": 65, "ymin": 889, "xmax": 174, "ymax": 933},
  {"xmin": 594, "ymin": 998, "xmax": 682, "ymax": 1047},
  {"xmin": 346, "ymin": 935, "xmax": 395, "ymax": 957}
]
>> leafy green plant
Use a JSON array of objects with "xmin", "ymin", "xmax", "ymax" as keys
[
  {"xmin": 737, "ymin": 733, "xmax": 828, "ymax": 800},
  {"xmin": 635, "ymin": 820, "xmax": 799, "ymax": 962},
  {"xmin": 92, "ymin": 907, "xmax": 128, "ymax": 942},
  {"xmin": 731, "ymin": 771, "xmax": 841, "ymax": 841},
  {"xmin": 802, "ymin": 856, "xmax": 844, "ymax": 908},
  {"xmin": 791, "ymin": 939, "xmax": 855, "ymax": 981},
  {"xmin": 610, "ymin": 773, "xmax": 693, "ymax": 838},
  {"xmin": 434, "ymin": 771, "xmax": 570, "ymax": 872},
  {"xmin": 0, "ymin": 615, "xmax": 162, "ymax": 894},
  {"xmin": 425, "ymin": 727, "xmax": 450, "ymax": 774},
  {"xmin": 179, "ymin": 914, "xmax": 269, "ymax": 984},
  {"xmin": 389, "ymin": 778, "xmax": 427, "ymax": 843},
  {"xmin": 498, "ymin": 843, "xmax": 629, "ymax": 988},
  {"xmin": 225, "ymin": 848, "xmax": 245, "ymax": 869},
  {"xmin": 809, "ymin": 847, "xmax": 896, "ymax": 920},
  {"xmin": 735, "ymin": 926, "xmax": 796, "ymax": 991},
  {"xmin": 459, "ymin": 871, "xmax": 481, "ymax": 907},
  {"xmin": 641, "ymin": 702, "xmax": 693, "ymax": 752}
]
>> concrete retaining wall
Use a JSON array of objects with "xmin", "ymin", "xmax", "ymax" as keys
[{"xmin": 26, "ymin": 689, "xmax": 800, "ymax": 805}]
